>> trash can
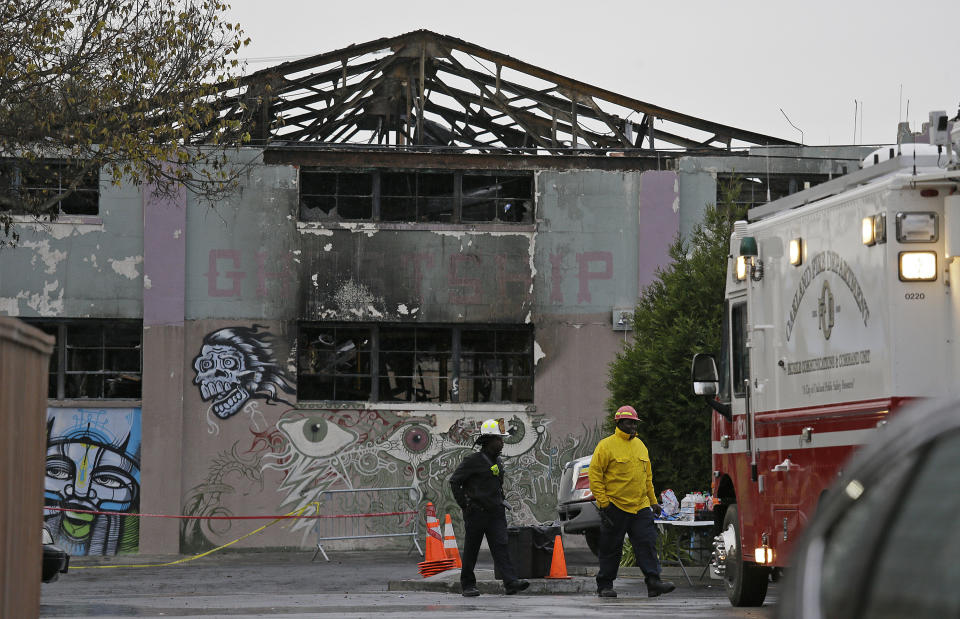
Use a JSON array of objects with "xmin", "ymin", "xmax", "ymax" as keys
[{"xmin": 494, "ymin": 524, "xmax": 560, "ymax": 579}]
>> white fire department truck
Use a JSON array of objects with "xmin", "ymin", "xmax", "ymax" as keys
[{"xmin": 691, "ymin": 111, "xmax": 960, "ymax": 606}]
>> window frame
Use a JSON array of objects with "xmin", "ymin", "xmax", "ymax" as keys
[
  {"xmin": 296, "ymin": 323, "xmax": 534, "ymax": 404},
  {"xmin": 1, "ymin": 158, "xmax": 100, "ymax": 216},
  {"xmin": 24, "ymin": 319, "xmax": 142, "ymax": 401},
  {"xmin": 298, "ymin": 168, "xmax": 534, "ymax": 225},
  {"xmin": 718, "ymin": 301, "xmax": 732, "ymax": 404},
  {"xmin": 730, "ymin": 301, "xmax": 749, "ymax": 398}
]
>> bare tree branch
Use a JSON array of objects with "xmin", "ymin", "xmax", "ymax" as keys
[{"xmin": 0, "ymin": 0, "xmax": 255, "ymax": 241}]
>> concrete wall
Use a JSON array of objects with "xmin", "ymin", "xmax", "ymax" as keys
[
  {"xmin": 0, "ymin": 180, "xmax": 143, "ymax": 318},
  {"xmin": 0, "ymin": 149, "xmax": 735, "ymax": 554}
]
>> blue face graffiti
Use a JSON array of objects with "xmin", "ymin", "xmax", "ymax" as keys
[
  {"xmin": 44, "ymin": 408, "xmax": 141, "ymax": 555},
  {"xmin": 192, "ymin": 325, "xmax": 295, "ymax": 419}
]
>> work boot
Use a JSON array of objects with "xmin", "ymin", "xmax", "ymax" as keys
[
  {"xmin": 645, "ymin": 576, "xmax": 676, "ymax": 597},
  {"xmin": 505, "ymin": 579, "xmax": 529, "ymax": 595},
  {"xmin": 461, "ymin": 586, "xmax": 480, "ymax": 597},
  {"xmin": 597, "ymin": 588, "xmax": 617, "ymax": 598}
]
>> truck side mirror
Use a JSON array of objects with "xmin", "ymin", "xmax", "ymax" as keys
[
  {"xmin": 691, "ymin": 353, "xmax": 719, "ymax": 395},
  {"xmin": 691, "ymin": 353, "xmax": 731, "ymax": 421}
]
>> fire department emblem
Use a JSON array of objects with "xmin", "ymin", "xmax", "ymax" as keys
[{"xmin": 818, "ymin": 281, "xmax": 835, "ymax": 340}]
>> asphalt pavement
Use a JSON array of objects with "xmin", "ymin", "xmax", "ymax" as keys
[{"xmin": 41, "ymin": 542, "xmax": 777, "ymax": 618}]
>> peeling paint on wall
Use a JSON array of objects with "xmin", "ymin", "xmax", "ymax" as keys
[
  {"xmin": 109, "ymin": 256, "xmax": 143, "ymax": 279},
  {"xmin": 0, "ymin": 297, "xmax": 19, "ymax": 315},
  {"xmin": 534, "ymin": 340, "xmax": 545, "ymax": 365},
  {"xmin": 21, "ymin": 239, "xmax": 67, "ymax": 275},
  {"xmin": 319, "ymin": 279, "xmax": 388, "ymax": 320},
  {"xmin": 45, "ymin": 222, "xmax": 100, "ymax": 240},
  {"xmin": 297, "ymin": 226, "xmax": 334, "ymax": 236},
  {"xmin": 338, "ymin": 222, "xmax": 378, "ymax": 238},
  {"xmin": 17, "ymin": 281, "xmax": 64, "ymax": 314}
]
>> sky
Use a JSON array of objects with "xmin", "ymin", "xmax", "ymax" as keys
[{"xmin": 224, "ymin": 0, "xmax": 957, "ymax": 147}]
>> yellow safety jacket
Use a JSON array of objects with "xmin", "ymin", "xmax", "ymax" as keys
[{"xmin": 588, "ymin": 427, "xmax": 659, "ymax": 514}]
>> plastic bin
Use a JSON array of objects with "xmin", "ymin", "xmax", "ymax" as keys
[{"xmin": 494, "ymin": 524, "xmax": 560, "ymax": 579}]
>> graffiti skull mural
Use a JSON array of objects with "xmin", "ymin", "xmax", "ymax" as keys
[{"xmin": 193, "ymin": 325, "xmax": 295, "ymax": 419}]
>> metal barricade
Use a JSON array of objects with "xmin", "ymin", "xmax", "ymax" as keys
[{"xmin": 311, "ymin": 486, "xmax": 424, "ymax": 561}]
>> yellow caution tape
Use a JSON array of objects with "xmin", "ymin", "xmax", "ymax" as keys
[{"xmin": 71, "ymin": 502, "xmax": 320, "ymax": 570}]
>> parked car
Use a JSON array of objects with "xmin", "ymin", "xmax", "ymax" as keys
[
  {"xmin": 556, "ymin": 455, "xmax": 601, "ymax": 555},
  {"xmin": 42, "ymin": 525, "xmax": 69, "ymax": 583},
  {"xmin": 777, "ymin": 397, "xmax": 960, "ymax": 618}
]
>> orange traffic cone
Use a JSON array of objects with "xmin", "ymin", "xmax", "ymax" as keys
[
  {"xmin": 417, "ymin": 502, "xmax": 456, "ymax": 578},
  {"xmin": 546, "ymin": 534, "xmax": 571, "ymax": 579},
  {"xmin": 423, "ymin": 502, "xmax": 445, "ymax": 562},
  {"xmin": 442, "ymin": 514, "xmax": 462, "ymax": 568}
]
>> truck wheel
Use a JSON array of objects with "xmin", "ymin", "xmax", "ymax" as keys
[
  {"xmin": 721, "ymin": 504, "xmax": 769, "ymax": 606},
  {"xmin": 584, "ymin": 529, "xmax": 601, "ymax": 556}
]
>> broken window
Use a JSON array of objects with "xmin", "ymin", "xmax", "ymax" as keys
[
  {"xmin": 378, "ymin": 327, "xmax": 451, "ymax": 402},
  {"xmin": 297, "ymin": 326, "xmax": 373, "ymax": 401},
  {"xmin": 381, "ymin": 171, "xmax": 455, "ymax": 223},
  {"xmin": 25, "ymin": 320, "xmax": 142, "ymax": 399},
  {"xmin": 0, "ymin": 159, "xmax": 99, "ymax": 216},
  {"xmin": 300, "ymin": 170, "xmax": 373, "ymax": 221},
  {"xmin": 462, "ymin": 172, "xmax": 533, "ymax": 223},
  {"xmin": 459, "ymin": 328, "xmax": 533, "ymax": 403},
  {"xmin": 296, "ymin": 324, "xmax": 533, "ymax": 403},
  {"xmin": 298, "ymin": 169, "xmax": 533, "ymax": 224}
]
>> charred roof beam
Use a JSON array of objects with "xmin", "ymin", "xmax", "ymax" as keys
[
  {"xmin": 426, "ymin": 76, "xmax": 534, "ymax": 150},
  {"xmin": 284, "ymin": 56, "xmax": 399, "ymax": 142}
]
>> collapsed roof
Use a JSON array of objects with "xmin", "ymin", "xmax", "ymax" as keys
[{"xmin": 206, "ymin": 30, "xmax": 794, "ymax": 153}]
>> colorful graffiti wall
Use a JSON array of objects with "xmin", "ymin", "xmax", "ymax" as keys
[
  {"xmin": 180, "ymin": 323, "xmax": 602, "ymax": 553},
  {"xmin": 44, "ymin": 408, "xmax": 141, "ymax": 555}
]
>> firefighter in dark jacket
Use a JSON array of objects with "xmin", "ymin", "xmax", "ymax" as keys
[{"xmin": 449, "ymin": 418, "xmax": 530, "ymax": 597}]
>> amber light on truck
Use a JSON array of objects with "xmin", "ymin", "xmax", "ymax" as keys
[
  {"xmin": 754, "ymin": 546, "xmax": 773, "ymax": 564},
  {"xmin": 899, "ymin": 251, "xmax": 937, "ymax": 281},
  {"xmin": 789, "ymin": 238, "xmax": 803, "ymax": 266},
  {"xmin": 735, "ymin": 256, "xmax": 748, "ymax": 281},
  {"xmin": 862, "ymin": 214, "xmax": 887, "ymax": 245}
]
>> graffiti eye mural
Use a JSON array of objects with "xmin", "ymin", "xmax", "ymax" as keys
[
  {"xmin": 503, "ymin": 417, "xmax": 525, "ymax": 445},
  {"xmin": 46, "ymin": 457, "xmax": 73, "ymax": 480},
  {"xmin": 93, "ymin": 471, "xmax": 131, "ymax": 490},
  {"xmin": 302, "ymin": 416, "xmax": 328, "ymax": 442},
  {"xmin": 402, "ymin": 425, "xmax": 431, "ymax": 453},
  {"xmin": 278, "ymin": 417, "xmax": 355, "ymax": 458}
]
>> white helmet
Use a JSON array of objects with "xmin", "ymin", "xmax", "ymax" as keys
[{"xmin": 478, "ymin": 418, "xmax": 509, "ymax": 437}]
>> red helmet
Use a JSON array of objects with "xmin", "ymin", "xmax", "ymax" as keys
[{"xmin": 614, "ymin": 405, "xmax": 639, "ymax": 421}]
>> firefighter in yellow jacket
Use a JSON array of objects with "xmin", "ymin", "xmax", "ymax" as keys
[{"xmin": 589, "ymin": 405, "xmax": 676, "ymax": 598}]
